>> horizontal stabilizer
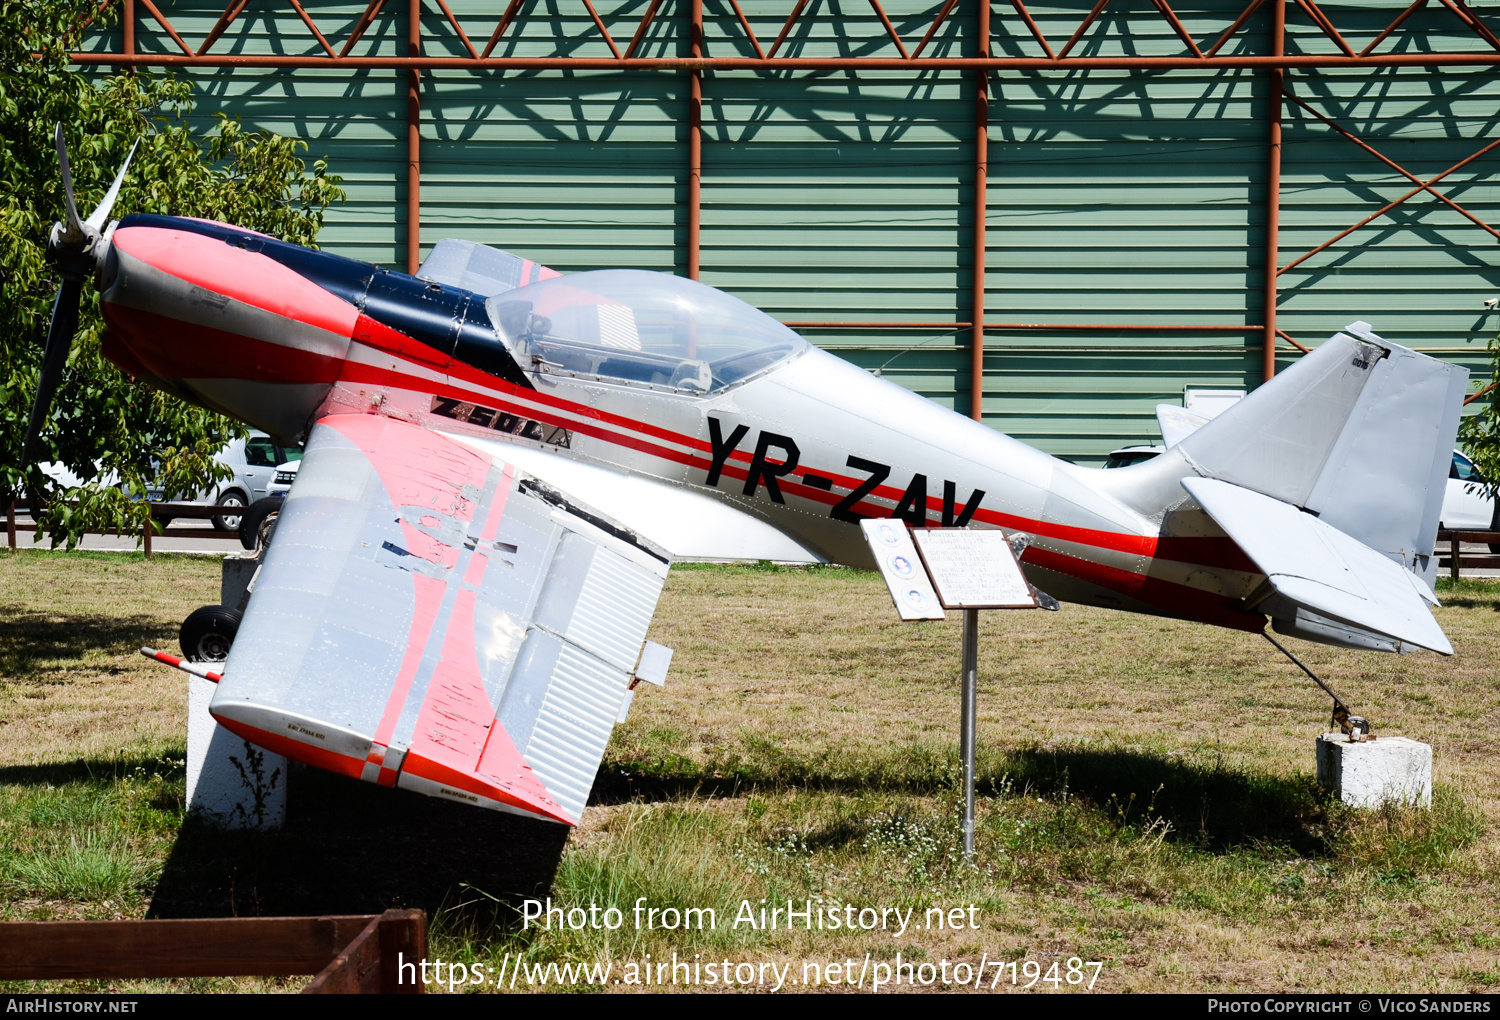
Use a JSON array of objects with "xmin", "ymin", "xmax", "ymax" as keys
[{"xmin": 1181, "ymin": 477, "xmax": 1452, "ymax": 655}]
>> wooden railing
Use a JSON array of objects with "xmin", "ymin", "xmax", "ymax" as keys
[
  {"xmin": 8, "ymin": 504, "xmax": 1497, "ymax": 579},
  {"xmin": 1437, "ymin": 530, "xmax": 1500, "ymax": 581},
  {"xmin": 0, "ymin": 909, "xmax": 426, "ymax": 993},
  {"xmin": 4, "ymin": 502, "xmax": 248, "ymax": 557}
]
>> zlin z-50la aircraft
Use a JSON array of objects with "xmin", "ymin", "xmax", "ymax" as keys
[{"xmin": 24, "ymin": 132, "xmax": 1464, "ymax": 825}]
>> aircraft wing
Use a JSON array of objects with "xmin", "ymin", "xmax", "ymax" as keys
[
  {"xmin": 209, "ymin": 414, "xmax": 672, "ymax": 824},
  {"xmin": 440, "ymin": 432, "xmax": 822, "ymax": 564}
]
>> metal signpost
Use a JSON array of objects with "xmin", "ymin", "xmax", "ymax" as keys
[{"xmin": 861, "ymin": 522, "xmax": 1040, "ymax": 857}]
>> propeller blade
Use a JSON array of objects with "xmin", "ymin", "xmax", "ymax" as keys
[
  {"xmin": 53, "ymin": 124, "xmax": 86, "ymax": 245},
  {"xmin": 85, "ymin": 139, "xmax": 139, "ymax": 232},
  {"xmin": 20, "ymin": 277, "xmax": 84, "ymax": 470}
]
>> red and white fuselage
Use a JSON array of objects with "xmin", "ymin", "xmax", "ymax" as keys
[{"xmin": 99, "ymin": 212, "xmax": 1274, "ymax": 634}]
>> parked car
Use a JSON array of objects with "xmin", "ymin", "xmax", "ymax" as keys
[
  {"xmin": 1103, "ymin": 445, "xmax": 1497, "ymax": 541},
  {"xmin": 139, "ymin": 432, "xmax": 301, "ymax": 530},
  {"xmin": 1439, "ymin": 449, "xmax": 1496, "ymax": 531},
  {"xmin": 43, "ymin": 432, "xmax": 303, "ymax": 531},
  {"xmin": 1102, "ymin": 445, "xmax": 1165, "ymax": 469},
  {"xmin": 265, "ymin": 456, "xmax": 300, "ymax": 500}
]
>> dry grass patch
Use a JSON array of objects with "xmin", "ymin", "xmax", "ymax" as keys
[
  {"xmin": 2, "ymin": 552, "xmax": 1498, "ymax": 992},
  {"xmin": 0, "ymin": 549, "xmax": 215, "ymax": 765}
]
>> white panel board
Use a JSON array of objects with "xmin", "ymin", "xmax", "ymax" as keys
[
  {"xmin": 911, "ymin": 529, "xmax": 1036, "ymax": 610},
  {"xmin": 860, "ymin": 519, "xmax": 944, "ymax": 621}
]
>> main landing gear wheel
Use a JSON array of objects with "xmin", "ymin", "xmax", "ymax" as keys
[
  {"xmin": 180, "ymin": 605, "xmax": 242, "ymax": 663},
  {"xmin": 238, "ymin": 497, "xmax": 281, "ymax": 551},
  {"xmin": 212, "ymin": 491, "xmax": 247, "ymax": 532}
]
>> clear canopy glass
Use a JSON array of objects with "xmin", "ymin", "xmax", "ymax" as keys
[{"xmin": 484, "ymin": 270, "xmax": 808, "ymax": 394}]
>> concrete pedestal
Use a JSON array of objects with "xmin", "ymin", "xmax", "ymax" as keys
[
  {"xmin": 221, "ymin": 552, "xmax": 259, "ymax": 608},
  {"xmin": 186, "ymin": 675, "xmax": 287, "ymax": 828},
  {"xmin": 183, "ymin": 552, "xmax": 285, "ymax": 829},
  {"xmin": 1316, "ymin": 733, "xmax": 1432, "ymax": 809}
]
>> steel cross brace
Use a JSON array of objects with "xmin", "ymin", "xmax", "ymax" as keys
[{"xmin": 1278, "ymin": 87, "xmax": 1500, "ymax": 277}]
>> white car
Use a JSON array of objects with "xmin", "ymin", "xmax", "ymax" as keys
[
  {"xmin": 1104, "ymin": 445, "xmax": 1496, "ymax": 535},
  {"xmin": 265, "ymin": 458, "xmax": 299, "ymax": 499},
  {"xmin": 140, "ymin": 432, "xmax": 302, "ymax": 531},
  {"xmin": 1441, "ymin": 449, "xmax": 1496, "ymax": 532},
  {"xmin": 43, "ymin": 432, "xmax": 303, "ymax": 531}
]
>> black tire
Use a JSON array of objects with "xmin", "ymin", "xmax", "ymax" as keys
[
  {"xmin": 179, "ymin": 605, "xmax": 242, "ymax": 663},
  {"xmin": 238, "ymin": 497, "xmax": 281, "ymax": 550},
  {"xmin": 212, "ymin": 490, "xmax": 248, "ymax": 532},
  {"xmin": 1490, "ymin": 505, "xmax": 1500, "ymax": 555}
]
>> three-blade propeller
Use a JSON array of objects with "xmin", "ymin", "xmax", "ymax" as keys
[{"xmin": 19, "ymin": 125, "xmax": 137, "ymax": 484}]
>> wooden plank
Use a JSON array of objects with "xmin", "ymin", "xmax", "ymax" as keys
[
  {"xmin": 1441, "ymin": 554, "xmax": 1500, "ymax": 568},
  {"xmin": 150, "ymin": 504, "xmax": 247, "ymax": 520},
  {"xmin": 303, "ymin": 916, "xmax": 383, "ymax": 993},
  {"xmin": 0, "ymin": 915, "xmax": 377, "ymax": 979},
  {"xmin": 0, "ymin": 523, "xmax": 239, "ymax": 539},
  {"xmin": 378, "ymin": 909, "xmax": 427, "ymax": 993},
  {"xmin": 1437, "ymin": 531, "xmax": 1500, "ymax": 542},
  {"xmin": 303, "ymin": 910, "xmax": 426, "ymax": 994}
]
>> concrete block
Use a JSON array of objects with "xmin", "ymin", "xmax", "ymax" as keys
[
  {"xmin": 1316, "ymin": 733, "xmax": 1432, "ymax": 809},
  {"xmin": 220, "ymin": 553, "xmax": 259, "ymax": 610},
  {"xmin": 186, "ymin": 675, "xmax": 286, "ymax": 829}
]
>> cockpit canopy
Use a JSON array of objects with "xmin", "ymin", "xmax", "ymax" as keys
[{"xmin": 485, "ymin": 270, "xmax": 808, "ymax": 394}]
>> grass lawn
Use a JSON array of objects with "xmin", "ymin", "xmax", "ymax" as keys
[{"xmin": 1, "ymin": 549, "xmax": 1496, "ymax": 993}]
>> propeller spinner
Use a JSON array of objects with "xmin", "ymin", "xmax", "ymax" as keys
[{"xmin": 19, "ymin": 125, "xmax": 137, "ymax": 480}]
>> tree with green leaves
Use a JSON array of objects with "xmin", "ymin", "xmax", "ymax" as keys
[
  {"xmin": 1458, "ymin": 342, "xmax": 1500, "ymax": 495},
  {"xmin": 1, "ymin": 0, "xmax": 343, "ymax": 547}
]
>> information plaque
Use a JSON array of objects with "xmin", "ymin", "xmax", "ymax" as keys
[
  {"xmin": 859, "ymin": 519, "xmax": 945, "ymax": 621},
  {"xmin": 911, "ymin": 528, "xmax": 1036, "ymax": 610}
]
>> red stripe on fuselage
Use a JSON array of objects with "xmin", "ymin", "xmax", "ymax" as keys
[
  {"xmin": 340, "ymin": 356, "xmax": 715, "ymax": 472},
  {"xmin": 435, "ymin": 353, "xmax": 1257, "ymax": 571},
  {"xmin": 102, "ymin": 226, "xmax": 1249, "ymax": 579},
  {"xmin": 102, "ymin": 303, "xmax": 344, "ymax": 383},
  {"xmin": 1023, "ymin": 545, "xmax": 1264, "ymax": 633}
]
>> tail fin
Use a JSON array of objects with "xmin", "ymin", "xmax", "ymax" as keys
[{"xmin": 1177, "ymin": 322, "xmax": 1466, "ymax": 579}]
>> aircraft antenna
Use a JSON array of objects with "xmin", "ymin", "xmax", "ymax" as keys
[{"xmin": 870, "ymin": 326, "xmax": 968, "ymax": 378}]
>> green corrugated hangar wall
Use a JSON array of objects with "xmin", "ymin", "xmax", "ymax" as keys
[{"xmin": 85, "ymin": 0, "xmax": 1500, "ymax": 463}]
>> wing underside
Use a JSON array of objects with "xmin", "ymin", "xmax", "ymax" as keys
[{"xmin": 210, "ymin": 413, "xmax": 671, "ymax": 824}]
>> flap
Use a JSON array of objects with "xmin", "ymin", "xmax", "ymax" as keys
[
  {"xmin": 1181, "ymin": 476, "xmax": 1452, "ymax": 655},
  {"xmin": 210, "ymin": 414, "xmax": 673, "ymax": 824}
]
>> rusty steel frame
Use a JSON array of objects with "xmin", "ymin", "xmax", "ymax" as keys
[
  {"xmin": 1262, "ymin": 0, "xmax": 1285, "ymax": 383},
  {"xmin": 71, "ymin": 0, "xmax": 1500, "ymax": 397}
]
